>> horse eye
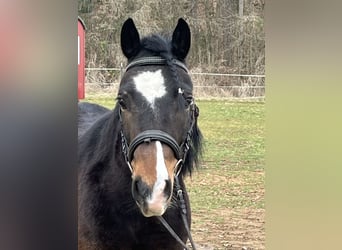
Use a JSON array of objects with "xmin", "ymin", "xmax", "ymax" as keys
[
  {"xmin": 185, "ymin": 96, "xmax": 193, "ymax": 106},
  {"xmin": 117, "ymin": 96, "xmax": 127, "ymax": 110}
]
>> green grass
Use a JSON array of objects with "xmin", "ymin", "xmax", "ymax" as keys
[
  {"xmin": 81, "ymin": 97, "xmax": 265, "ymax": 210},
  {"xmin": 82, "ymin": 96, "xmax": 116, "ymax": 109},
  {"xmin": 189, "ymin": 100, "xmax": 265, "ymax": 211},
  {"xmin": 197, "ymin": 101, "xmax": 265, "ymax": 171}
]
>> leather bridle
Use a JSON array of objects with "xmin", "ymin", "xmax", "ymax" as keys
[
  {"xmin": 125, "ymin": 56, "xmax": 189, "ymax": 73},
  {"xmin": 119, "ymin": 102, "xmax": 198, "ymax": 174},
  {"xmin": 118, "ymin": 56, "xmax": 198, "ymax": 250}
]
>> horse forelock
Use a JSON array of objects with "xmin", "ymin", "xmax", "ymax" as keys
[{"xmin": 140, "ymin": 34, "xmax": 171, "ymax": 56}]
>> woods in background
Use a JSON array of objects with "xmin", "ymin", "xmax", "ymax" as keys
[{"xmin": 79, "ymin": 0, "xmax": 264, "ymax": 95}]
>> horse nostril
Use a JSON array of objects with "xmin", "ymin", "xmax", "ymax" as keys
[{"xmin": 132, "ymin": 178, "xmax": 150, "ymax": 200}]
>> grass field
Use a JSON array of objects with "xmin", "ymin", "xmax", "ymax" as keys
[
  {"xmin": 82, "ymin": 97, "xmax": 265, "ymax": 249},
  {"xmin": 187, "ymin": 101, "xmax": 265, "ymax": 250}
]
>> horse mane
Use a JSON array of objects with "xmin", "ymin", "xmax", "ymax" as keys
[
  {"xmin": 78, "ymin": 106, "xmax": 122, "ymax": 171},
  {"xmin": 140, "ymin": 34, "xmax": 171, "ymax": 57},
  {"xmin": 182, "ymin": 119, "xmax": 203, "ymax": 176},
  {"xmin": 78, "ymin": 102, "xmax": 110, "ymax": 138}
]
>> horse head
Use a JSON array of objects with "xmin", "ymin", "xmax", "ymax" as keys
[{"xmin": 118, "ymin": 18, "xmax": 200, "ymax": 217}]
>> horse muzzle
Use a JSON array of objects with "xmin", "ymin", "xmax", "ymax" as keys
[
  {"xmin": 124, "ymin": 130, "xmax": 181, "ymax": 217},
  {"xmin": 132, "ymin": 176, "xmax": 172, "ymax": 217}
]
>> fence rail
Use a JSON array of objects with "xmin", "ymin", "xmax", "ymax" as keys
[
  {"xmin": 85, "ymin": 67, "xmax": 265, "ymax": 77},
  {"xmin": 84, "ymin": 68, "xmax": 265, "ymax": 100}
]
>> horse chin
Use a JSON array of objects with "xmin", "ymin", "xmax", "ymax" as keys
[
  {"xmin": 137, "ymin": 201, "xmax": 168, "ymax": 217},
  {"xmin": 141, "ymin": 206, "xmax": 167, "ymax": 217}
]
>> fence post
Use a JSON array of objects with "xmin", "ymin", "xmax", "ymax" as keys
[
  {"xmin": 239, "ymin": 0, "xmax": 244, "ymax": 17},
  {"xmin": 120, "ymin": 62, "xmax": 123, "ymax": 80}
]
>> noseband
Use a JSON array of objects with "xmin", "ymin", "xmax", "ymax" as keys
[
  {"xmin": 128, "ymin": 130, "xmax": 181, "ymax": 161},
  {"xmin": 118, "ymin": 56, "xmax": 198, "ymax": 250}
]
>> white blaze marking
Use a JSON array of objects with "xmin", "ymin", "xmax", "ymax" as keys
[
  {"xmin": 155, "ymin": 141, "xmax": 168, "ymax": 187},
  {"xmin": 147, "ymin": 141, "xmax": 168, "ymax": 212},
  {"xmin": 133, "ymin": 70, "xmax": 166, "ymax": 108}
]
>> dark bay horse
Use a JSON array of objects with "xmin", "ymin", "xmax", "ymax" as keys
[{"xmin": 78, "ymin": 18, "xmax": 202, "ymax": 250}]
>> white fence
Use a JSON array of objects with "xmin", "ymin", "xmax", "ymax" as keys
[{"xmin": 85, "ymin": 68, "xmax": 265, "ymax": 101}]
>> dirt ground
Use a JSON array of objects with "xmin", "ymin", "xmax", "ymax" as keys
[
  {"xmin": 190, "ymin": 208, "xmax": 265, "ymax": 250},
  {"xmin": 185, "ymin": 168, "xmax": 265, "ymax": 250}
]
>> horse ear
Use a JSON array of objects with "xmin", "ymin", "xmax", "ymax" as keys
[
  {"xmin": 121, "ymin": 18, "xmax": 140, "ymax": 59},
  {"xmin": 171, "ymin": 18, "xmax": 191, "ymax": 60}
]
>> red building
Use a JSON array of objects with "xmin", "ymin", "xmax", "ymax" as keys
[{"xmin": 78, "ymin": 17, "xmax": 86, "ymax": 99}]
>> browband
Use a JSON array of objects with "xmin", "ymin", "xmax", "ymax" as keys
[{"xmin": 125, "ymin": 56, "xmax": 188, "ymax": 73}]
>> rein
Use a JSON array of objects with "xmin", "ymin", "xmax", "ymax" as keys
[
  {"xmin": 119, "ymin": 56, "xmax": 198, "ymax": 250},
  {"xmin": 157, "ymin": 175, "xmax": 197, "ymax": 250}
]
